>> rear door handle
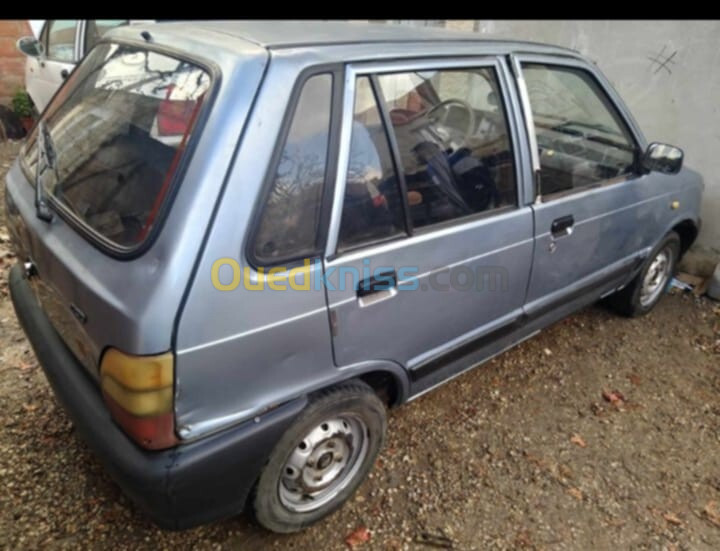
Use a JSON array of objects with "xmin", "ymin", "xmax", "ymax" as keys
[
  {"xmin": 551, "ymin": 215, "xmax": 574, "ymax": 238},
  {"xmin": 357, "ymin": 270, "xmax": 397, "ymax": 307}
]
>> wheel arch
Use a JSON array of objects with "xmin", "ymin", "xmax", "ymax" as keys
[
  {"xmin": 356, "ymin": 370, "xmax": 404, "ymax": 407},
  {"xmin": 671, "ymin": 218, "xmax": 699, "ymax": 257},
  {"xmin": 328, "ymin": 361, "xmax": 410, "ymax": 408}
]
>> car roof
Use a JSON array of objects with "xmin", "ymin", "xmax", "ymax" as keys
[
  {"xmin": 110, "ymin": 20, "xmax": 580, "ymax": 56},
  {"xmin": 191, "ymin": 20, "xmax": 577, "ymax": 52},
  {"xmin": 105, "ymin": 20, "xmax": 586, "ymax": 71}
]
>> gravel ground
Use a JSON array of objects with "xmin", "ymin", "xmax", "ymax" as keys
[{"xmin": 1, "ymin": 140, "xmax": 720, "ymax": 549}]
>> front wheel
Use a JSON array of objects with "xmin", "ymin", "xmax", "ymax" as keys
[
  {"xmin": 607, "ymin": 231, "xmax": 680, "ymax": 317},
  {"xmin": 251, "ymin": 381, "xmax": 387, "ymax": 533}
]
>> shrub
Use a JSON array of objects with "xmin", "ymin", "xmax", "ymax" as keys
[{"xmin": 12, "ymin": 89, "xmax": 33, "ymax": 119}]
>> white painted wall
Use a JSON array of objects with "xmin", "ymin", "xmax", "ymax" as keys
[{"xmin": 391, "ymin": 20, "xmax": 720, "ymax": 258}]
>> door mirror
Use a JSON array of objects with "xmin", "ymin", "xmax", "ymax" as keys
[
  {"xmin": 16, "ymin": 36, "xmax": 44, "ymax": 58},
  {"xmin": 641, "ymin": 142, "xmax": 683, "ymax": 175}
]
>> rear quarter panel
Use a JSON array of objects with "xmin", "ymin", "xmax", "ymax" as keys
[
  {"xmin": 4, "ymin": 32, "xmax": 269, "ymax": 379},
  {"xmin": 174, "ymin": 50, "xmax": 345, "ymax": 441}
]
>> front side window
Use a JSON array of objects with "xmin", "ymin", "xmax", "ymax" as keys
[
  {"xmin": 338, "ymin": 77, "xmax": 406, "ymax": 251},
  {"xmin": 253, "ymin": 74, "xmax": 332, "ymax": 263},
  {"xmin": 377, "ymin": 67, "xmax": 517, "ymax": 229},
  {"xmin": 22, "ymin": 43, "xmax": 211, "ymax": 249},
  {"xmin": 46, "ymin": 20, "xmax": 77, "ymax": 62},
  {"xmin": 522, "ymin": 63, "xmax": 638, "ymax": 196}
]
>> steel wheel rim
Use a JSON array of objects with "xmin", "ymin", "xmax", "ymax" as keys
[
  {"xmin": 640, "ymin": 246, "xmax": 672, "ymax": 307},
  {"xmin": 278, "ymin": 414, "xmax": 369, "ymax": 513}
]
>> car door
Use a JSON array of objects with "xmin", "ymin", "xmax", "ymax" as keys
[
  {"xmin": 323, "ymin": 58, "xmax": 534, "ymax": 391},
  {"xmin": 511, "ymin": 55, "xmax": 654, "ymax": 318},
  {"xmin": 27, "ymin": 20, "xmax": 79, "ymax": 112}
]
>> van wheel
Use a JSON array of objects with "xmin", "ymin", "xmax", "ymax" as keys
[
  {"xmin": 251, "ymin": 381, "xmax": 386, "ymax": 533},
  {"xmin": 607, "ymin": 231, "xmax": 680, "ymax": 317}
]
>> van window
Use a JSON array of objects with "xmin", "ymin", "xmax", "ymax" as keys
[
  {"xmin": 253, "ymin": 74, "xmax": 333, "ymax": 264},
  {"xmin": 521, "ymin": 63, "xmax": 638, "ymax": 196},
  {"xmin": 338, "ymin": 77, "xmax": 406, "ymax": 251},
  {"xmin": 377, "ymin": 67, "xmax": 516, "ymax": 229},
  {"xmin": 22, "ymin": 43, "xmax": 211, "ymax": 249},
  {"xmin": 46, "ymin": 20, "xmax": 77, "ymax": 62}
]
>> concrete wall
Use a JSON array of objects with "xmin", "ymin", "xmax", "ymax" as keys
[
  {"xmin": 384, "ymin": 20, "xmax": 720, "ymax": 260},
  {"xmin": 0, "ymin": 20, "xmax": 32, "ymax": 106}
]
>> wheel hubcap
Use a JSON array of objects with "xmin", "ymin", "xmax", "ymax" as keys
[
  {"xmin": 640, "ymin": 247, "xmax": 672, "ymax": 307},
  {"xmin": 279, "ymin": 415, "xmax": 368, "ymax": 513}
]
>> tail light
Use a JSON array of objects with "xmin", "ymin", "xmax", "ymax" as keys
[{"xmin": 100, "ymin": 348, "xmax": 178, "ymax": 450}]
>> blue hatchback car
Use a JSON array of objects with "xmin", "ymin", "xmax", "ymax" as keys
[{"xmin": 5, "ymin": 20, "xmax": 702, "ymax": 533}]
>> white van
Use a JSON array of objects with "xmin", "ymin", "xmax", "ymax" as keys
[{"xmin": 16, "ymin": 20, "xmax": 153, "ymax": 112}]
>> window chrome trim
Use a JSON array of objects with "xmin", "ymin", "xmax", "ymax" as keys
[
  {"xmin": 73, "ymin": 20, "xmax": 83, "ymax": 61},
  {"xmin": 325, "ymin": 68, "xmax": 356, "ymax": 258},
  {"xmin": 509, "ymin": 54, "xmax": 541, "ymax": 202},
  {"xmin": 325, "ymin": 56, "xmax": 518, "ymax": 259},
  {"xmin": 344, "ymin": 56, "xmax": 501, "ymax": 75}
]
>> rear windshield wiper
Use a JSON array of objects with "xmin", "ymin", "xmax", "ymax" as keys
[{"xmin": 34, "ymin": 121, "xmax": 56, "ymax": 222}]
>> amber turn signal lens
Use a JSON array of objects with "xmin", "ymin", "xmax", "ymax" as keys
[
  {"xmin": 101, "ymin": 376, "xmax": 173, "ymax": 417},
  {"xmin": 101, "ymin": 349, "xmax": 173, "ymax": 391}
]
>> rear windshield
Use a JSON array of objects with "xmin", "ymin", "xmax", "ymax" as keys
[{"xmin": 22, "ymin": 42, "xmax": 211, "ymax": 250}]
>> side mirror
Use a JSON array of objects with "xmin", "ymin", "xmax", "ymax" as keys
[
  {"xmin": 16, "ymin": 36, "xmax": 43, "ymax": 58},
  {"xmin": 641, "ymin": 142, "xmax": 683, "ymax": 175}
]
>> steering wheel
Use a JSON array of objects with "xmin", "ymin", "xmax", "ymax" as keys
[{"xmin": 426, "ymin": 98, "xmax": 476, "ymax": 141}]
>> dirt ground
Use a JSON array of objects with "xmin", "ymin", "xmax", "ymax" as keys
[{"xmin": 1, "ymin": 139, "xmax": 719, "ymax": 550}]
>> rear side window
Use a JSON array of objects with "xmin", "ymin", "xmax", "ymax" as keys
[
  {"xmin": 22, "ymin": 43, "xmax": 211, "ymax": 250},
  {"xmin": 252, "ymin": 74, "xmax": 333, "ymax": 264}
]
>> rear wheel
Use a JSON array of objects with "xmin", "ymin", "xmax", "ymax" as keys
[
  {"xmin": 607, "ymin": 231, "xmax": 680, "ymax": 317},
  {"xmin": 252, "ymin": 381, "xmax": 386, "ymax": 533}
]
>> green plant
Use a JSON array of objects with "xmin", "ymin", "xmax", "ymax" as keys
[{"xmin": 12, "ymin": 89, "xmax": 33, "ymax": 118}]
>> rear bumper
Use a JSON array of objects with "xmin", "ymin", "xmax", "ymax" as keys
[{"xmin": 8, "ymin": 263, "xmax": 306, "ymax": 530}]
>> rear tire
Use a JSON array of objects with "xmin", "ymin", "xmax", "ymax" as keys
[
  {"xmin": 607, "ymin": 231, "xmax": 680, "ymax": 317},
  {"xmin": 251, "ymin": 381, "xmax": 386, "ymax": 533}
]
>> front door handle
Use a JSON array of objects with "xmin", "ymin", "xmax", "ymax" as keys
[
  {"xmin": 357, "ymin": 270, "xmax": 397, "ymax": 307},
  {"xmin": 551, "ymin": 215, "xmax": 574, "ymax": 238}
]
